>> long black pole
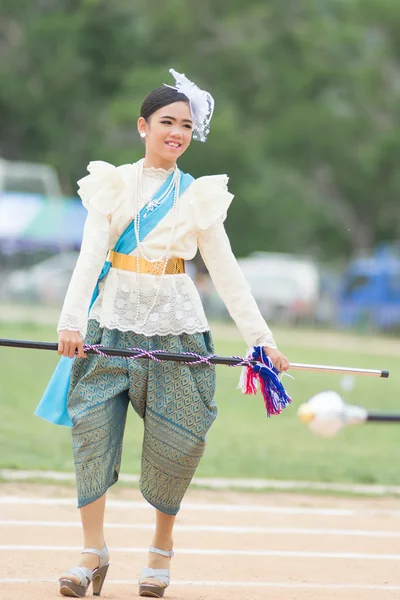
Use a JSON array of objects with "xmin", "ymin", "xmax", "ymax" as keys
[
  {"xmin": 0, "ymin": 338, "xmax": 244, "ymax": 365},
  {"xmin": 367, "ymin": 413, "xmax": 400, "ymax": 423},
  {"xmin": 0, "ymin": 337, "xmax": 390, "ymax": 377}
]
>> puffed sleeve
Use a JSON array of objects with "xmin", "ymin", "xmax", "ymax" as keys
[
  {"xmin": 77, "ymin": 161, "xmax": 125, "ymax": 214},
  {"xmin": 57, "ymin": 162, "xmax": 121, "ymax": 338},
  {"xmin": 197, "ymin": 185, "xmax": 277, "ymax": 349},
  {"xmin": 189, "ymin": 174, "xmax": 234, "ymax": 230}
]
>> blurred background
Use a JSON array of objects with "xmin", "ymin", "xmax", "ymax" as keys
[
  {"xmin": 2, "ymin": 0, "xmax": 400, "ymax": 333},
  {"xmin": 0, "ymin": 0, "xmax": 399, "ymax": 486}
]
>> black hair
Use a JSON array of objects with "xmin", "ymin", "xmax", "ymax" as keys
[{"xmin": 140, "ymin": 87, "xmax": 189, "ymax": 121}]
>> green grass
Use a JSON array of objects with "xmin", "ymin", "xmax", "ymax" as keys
[{"xmin": 0, "ymin": 321, "xmax": 399, "ymax": 485}]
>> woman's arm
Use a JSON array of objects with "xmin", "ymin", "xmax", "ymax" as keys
[
  {"xmin": 57, "ymin": 206, "xmax": 111, "ymax": 355},
  {"xmin": 56, "ymin": 161, "xmax": 127, "ymax": 358},
  {"xmin": 198, "ymin": 219, "xmax": 289, "ymax": 371}
]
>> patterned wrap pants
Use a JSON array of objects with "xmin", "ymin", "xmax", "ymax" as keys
[{"xmin": 67, "ymin": 320, "xmax": 217, "ymax": 515}]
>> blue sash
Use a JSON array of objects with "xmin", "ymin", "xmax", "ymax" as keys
[{"xmin": 35, "ymin": 169, "xmax": 194, "ymax": 427}]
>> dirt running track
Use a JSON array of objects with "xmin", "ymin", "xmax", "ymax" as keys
[{"xmin": 1, "ymin": 483, "xmax": 400, "ymax": 600}]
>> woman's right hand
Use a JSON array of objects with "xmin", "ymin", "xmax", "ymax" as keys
[{"xmin": 58, "ymin": 330, "xmax": 87, "ymax": 359}]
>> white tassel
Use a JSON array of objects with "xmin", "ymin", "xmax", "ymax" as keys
[{"xmin": 237, "ymin": 347, "xmax": 256, "ymax": 393}]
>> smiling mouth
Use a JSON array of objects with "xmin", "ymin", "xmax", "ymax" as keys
[{"xmin": 166, "ymin": 141, "xmax": 182, "ymax": 149}]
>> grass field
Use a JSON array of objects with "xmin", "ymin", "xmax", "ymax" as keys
[{"xmin": 0, "ymin": 320, "xmax": 399, "ymax": 485}]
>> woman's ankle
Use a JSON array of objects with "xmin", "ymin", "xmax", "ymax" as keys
[
  {"xmin": 151, "ymin": 537, "xmax": 173, "ymax": 551},
  {"xmin": 82, "ymin": 536, "xmax": 105, "ymax": 549}
]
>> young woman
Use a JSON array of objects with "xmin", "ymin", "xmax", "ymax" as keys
[{"xmin": 54, "ymin": 69, "xmax": 289, "ymax": 598}]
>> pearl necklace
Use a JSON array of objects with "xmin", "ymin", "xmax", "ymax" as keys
[{"xmin": 133, "ymin": 161, "xmax": 180, "ymax": 328}]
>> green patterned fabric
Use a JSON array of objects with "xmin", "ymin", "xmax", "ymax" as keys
[{"xmin": 67, "ymin": 320, "xmax": 217, "ymax": 514}]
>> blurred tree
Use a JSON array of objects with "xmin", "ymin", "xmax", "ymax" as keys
[
  {"xmin": 0, "ymin": 1, "xmax": 144, "ymax": 188},
  {"xmin": 1, "ymin": 0, "xmax": 400, "ymax": 258}
]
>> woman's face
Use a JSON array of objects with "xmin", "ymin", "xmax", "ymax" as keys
[{"xmin": 138, "ymin": 101, "xmax": 193, "ymax": 166}]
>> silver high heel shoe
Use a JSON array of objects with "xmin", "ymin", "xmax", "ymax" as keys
[
  {"xmin": 59, "ymin": 544, "xmax": 110, "ymax": 598},
  {"xmin": 138, "ymin": 546, "xmax": 174, "ymax": 598}
]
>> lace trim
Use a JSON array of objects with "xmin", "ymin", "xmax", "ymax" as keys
[
  {"xmin": 86, "ymin": 271, "xmax": 210, "ymax": 340},
  {"xmin": 143, "ymin": 165, "xmax": 175, "ymax": 179},
  {"xmin": 91, "ymin": 317, "xmax": 210, "ymax": 338},
  {"xmin": 57, "ymin": 319, "xmax": 82, "ymax": 334}
]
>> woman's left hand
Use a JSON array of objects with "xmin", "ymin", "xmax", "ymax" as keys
[{"xmin": 263, "ymin": 347, "xmax": 290, "ymax": 372}]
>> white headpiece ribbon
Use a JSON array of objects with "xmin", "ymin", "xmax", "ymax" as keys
[{"xmin": 165, "ymin": 68, "xmax": 215, "ymax": 143}]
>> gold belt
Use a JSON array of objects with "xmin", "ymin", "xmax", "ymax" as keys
[{"xmin": 108, "ymin": 250, "xmax": 185, "ymax": 275}]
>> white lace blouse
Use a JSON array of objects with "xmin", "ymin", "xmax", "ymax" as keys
[{"xmin": 57, "ymin": 159, "xmax": 277, "ymax": 349}]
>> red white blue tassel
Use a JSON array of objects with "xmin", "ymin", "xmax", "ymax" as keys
[{"xmin": 238, "ymin": 346, "xmax": 292, "ymax": 416}]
